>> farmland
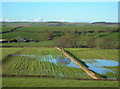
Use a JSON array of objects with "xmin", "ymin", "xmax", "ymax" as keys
[
  {"xmin": 2, "ymin": 77, "xmax": 118, "ymax": 87},
  {"xmin": 2, "ymin": 24, "xmax": 118, "ymax": 49},
  {"xmin": 1, "ymin": 1, "xmax": 119, "ymax": 88},
  {"xmin": 65, "ymin": 48, "xmax": 119, "ymax": 80},
  {"xmin": 2, "ymin": 48, "xmax": 23, "ymax": 61},
  {"xmin": 2, "ymin": 48, "xmax": 91, "ymax": 79},
  {"xmin": 2, "ymin": 47, "xmax": 119, "ymax": 87},
  {"xmin": 2, "ymin": 40, "xmax": 55, "ymax": 47},
  {"xmin": 0, "ymin": 27, "xmax": 16, "ymax": 33},
  {"xmin": 1, "ymin": 22, "xmax": 119, "ymax": 87},
  {"xmin": 16, "ymin": 26, "xmax": 118, "ymax": 32}
]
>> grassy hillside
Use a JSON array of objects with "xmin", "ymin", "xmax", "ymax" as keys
[
  {"xmin": 2, "ymin": 40, "xmax": 55, "ymax": 47},
  {"xmin": 1, "ymin": 23, "xmax": 118, "ymax": 48},
  {"xmin": 2, "ymin": 26, "xmax": 118, "ymax": 40},
  {"xmin": 2, "ymin": 31, "xmax": 47, "ymax": 40},
  {"xmin": 1, "ymin": 48, "xmax": 23, "ymax": 61},
  {"xmin": 16, "ymin": 26, "xmax": 117, "ymax": 32}
]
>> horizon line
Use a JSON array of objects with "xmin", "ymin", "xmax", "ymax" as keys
[{"xmin": 1, "ymin": 21, "xmax": 118, "ymax": 23}]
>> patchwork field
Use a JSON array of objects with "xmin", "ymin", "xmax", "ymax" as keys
[
  {"xmin": 2, "ymin": 47, "xmax": 119, "ymax": 87},
  {"xmin": 0, "ymin": 26, "xmax": 118, "ymax": 45},
  {"xmin": 1, "ymin": 4, "xmax": 119, "ymax": 88}
]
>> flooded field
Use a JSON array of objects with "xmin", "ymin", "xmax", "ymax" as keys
[
  {"xmin": 2, "ymin": 48, "xmax": 119, "ymax": 80},
  {"xmin": 2, "ymin": 48, "xmax": 91, "ymax": 79},
  {"xmin": 11, "ymin": 54, "xmax": 80, "ymax": 68},
  {"xmin": 65, "ymin": 48, "xmax": 119, "ymax": 80},
  {"xmin": 81, "ymin": 59, "xmax": 119, "ymax": 80}
]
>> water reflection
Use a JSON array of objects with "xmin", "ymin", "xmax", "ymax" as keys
[
  {"xmin": 93, "ymin": 59, "xmax": 118, "ymax": 66},
  {"xmin": 56, "ymin": 57, "xmax": 71, "ymax": 65},
  {"xmin": 81, "ymin": 59, "xmax": 118, "ymax": 74},
  {"xmin": 10, "ymin": 54, "xmax": 118, "ymax": 79},
  {"xmin": 11, "ymin": 54, "xmax": 80, "ymax": 68}
]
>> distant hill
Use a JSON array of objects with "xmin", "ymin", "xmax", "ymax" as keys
[
  {"xmin": 92, "ymin": 22, "xmax": 117, "ymax": 25},
  {"xmin": 1, "ymin": 22, "xmax": 118, "ymax": 27}
]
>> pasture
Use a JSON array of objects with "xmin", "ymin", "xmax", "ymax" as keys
[
  {"xmin": 2, "ymin": 77, "xmax": 118, "ymax": 87},
  {"xmin": 2, "ymin": 25, "xmax": 118, "ymax": 49},
  {"xmin": 1, "ymin": 27, "xmax": 16, "ymax": 33},
  {"xmin": 16, "ymin": 26, "xmax": 117, "ymax": 32},
  {"xmin": 2, "ymin": 40, "xmax": 55, "ymax": 47}
]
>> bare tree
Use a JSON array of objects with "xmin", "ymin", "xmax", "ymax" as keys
[
  {"xmin": 94, "ymin": 31, "xmax": 99, "ymax": 38},
  {"xmin": 45, "ymin": 31, "xmax": 53, "ymax": 40},
  {"xmin": 87, "ymin": 38, "xmax": 96, "ymax": 48},
  {"xmin": 55, "ymin": 37, "xmax": 77, "ymax": 48},
  {"xmin": 81, "ymin": 31, "xmax": 85, "ymax": 37}
]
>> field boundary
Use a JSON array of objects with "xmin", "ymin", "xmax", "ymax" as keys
[
  {"xmin": 2, "ymin": 74, "xmax": 119, "ymax": 81},
  {"xmin": 1, "ymin": 26, "xmax": 23, "ymax": 34},
  {"xmin": 55, "ymin": 47, "xmax": 103, "ymax": 80}
]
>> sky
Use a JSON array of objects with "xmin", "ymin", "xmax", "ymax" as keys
[
  {"xmin": 1, "ymin": 0, "xmax": 120, "ymax": 2},
  {"xmin": 1, "ymin": 2, "xmax": 118, "ymax": 22}
]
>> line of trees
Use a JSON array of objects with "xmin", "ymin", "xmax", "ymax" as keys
[
  {"xmin": 56, "ymin": 37, "xmax": 119, "ymax": 49},
  {"xmin": 55, "ymin": 30, "xmax": 119, "ymax": 49}
]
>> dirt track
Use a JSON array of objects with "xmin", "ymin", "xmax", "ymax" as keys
[{"xmin": 56, "ymin": 47, "xmax": 103, "ymax": 80}]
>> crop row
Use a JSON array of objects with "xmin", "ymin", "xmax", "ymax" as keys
[{"xmin": 2, "ymin": 48, "xmax": 91, "ymax": 79}]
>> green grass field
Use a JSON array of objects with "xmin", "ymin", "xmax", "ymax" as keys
[
  {"xmin": 2, "ymin": 48, "xmax": 23, "ymax": 60},
  {"xmin": 2, "ymin": 40, "xmax": 55, "ymax": 47},
  {"xmin": 1, "ymin": 27, "xmax": 16, "ymax": 33},
  {"xmin": 2, "ymin": 26, "xmax": 118, "ymax": 40},
  {"xmin": 65, "ymin": 48, "xmax": 118, "ymax": 61},
  {"xmin": 2, "ymin": 31, "xmax": 47, "ymax": 40},
  {"xmin": 2, "ymin": 25, "xmax": 118, "ymax": 48},
  {"xmin": 16, "ymin": 26, "xmax": 117, "ymax": 32},
  {"xmin": 2, "ymin": 77, "xmax": 118, "ymax": 87}
]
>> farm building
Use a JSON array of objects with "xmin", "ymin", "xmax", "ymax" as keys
[
  {"xmin": 0, "ymin": 39, "xmax": 8, "ymax": 43},
  {"xmin": 10, "ymin": 38, "xmax": 30, "ymax": 43}
]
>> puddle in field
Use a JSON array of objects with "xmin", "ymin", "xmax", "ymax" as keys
[
  {"xmin": 59, "ymin": 73, "xmax": 63, "ymax": 78},
  {"xmin": 81, "ymin": 59, "xmax": 119, "ymax": 74},
  {"xmin": 10, "ymin": 54, "xmax": 118, "ymax": 79},
  {"xmin": 11, "ymin": 54, "xmax": 80, "ymax": 68},
  {"xmin": 93, "ymin": 59, "xmax": 118, "ymax": 66},
  {"xmin": 11, "ymin": 54, "xmax": 83, "ymax": 78}
]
